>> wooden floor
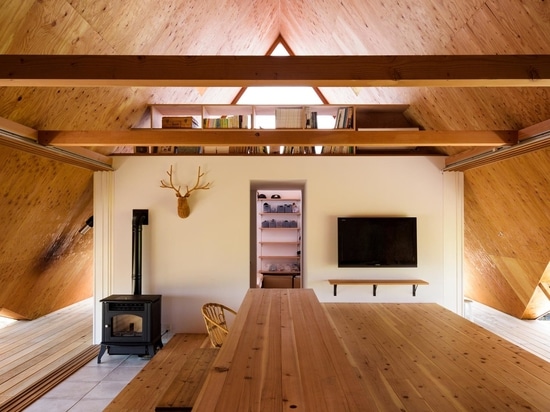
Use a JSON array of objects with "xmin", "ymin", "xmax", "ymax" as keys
[
  {"xmin": 324, "ymin": 302, "xmax": 550, "ymax": 411},
  {"xmin": 0, "ymin": 298, "xmax": 94, "ymax": 410},
  {"xmin": 2, "ymin": 297, "xmax": 550, "ymax": 410},
  {"xmin": 467, "ymin": 299, "xmax": 550, "ymax": 363}
]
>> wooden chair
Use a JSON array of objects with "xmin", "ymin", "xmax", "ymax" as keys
[{"xmin": 201, "ymin": 303, "xmax": 237, "ymax": 348}]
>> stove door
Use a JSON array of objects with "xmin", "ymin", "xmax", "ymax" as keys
[
  {"xmin": 102, "ymin": 301, "xmax": 150, "ymax": 343},
  {"xmin": 112, "ymin": 313, "xmax": 143, "ymax": 337}
]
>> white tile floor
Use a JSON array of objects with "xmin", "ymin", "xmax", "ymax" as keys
[
  {"xmin": 23, "ymin": 333, "xmax": 173, "ymax": 412},
  {"xmin": 23, "ymin": 353, "xmax": 146, "ymax": 412}
]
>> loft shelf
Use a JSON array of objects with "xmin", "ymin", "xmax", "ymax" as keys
[{"xmin": 134, "ymin": 104, "xmax": 416, "ymax": 155}]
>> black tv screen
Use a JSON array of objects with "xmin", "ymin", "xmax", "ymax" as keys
[{"xmin": 338, "ymin": 217, "xmax": 417, "ymax": 267}]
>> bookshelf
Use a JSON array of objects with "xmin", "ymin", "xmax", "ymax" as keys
[
  {"xmin": 256, "ymin": 190, "xmax": 302, "ymax": 289},
  {"xmin": 137, "ymin": 104, "xmax": 413, "ymax": 155}
]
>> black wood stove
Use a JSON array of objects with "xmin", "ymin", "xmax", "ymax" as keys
[{"xmin": 98, "ymin": 210, "xmax": 163, "ymax": 363}]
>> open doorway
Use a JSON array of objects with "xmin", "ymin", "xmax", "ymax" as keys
[{"xmin": 250, "ymin": 181, "xmax": 305, "ymax": 289}]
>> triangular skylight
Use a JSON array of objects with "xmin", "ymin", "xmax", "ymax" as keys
[
  {"xmin": 235, "ymin": 38, "xmax": 334, "ymax": 130},
  {"xmin": 237, "ymin": 42, "xmax": 325, "ymax": 106}
]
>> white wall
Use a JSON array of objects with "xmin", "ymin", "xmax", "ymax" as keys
[{"xmin": 94, "ymin": 155, "xmax": 459, "ymax": 340}]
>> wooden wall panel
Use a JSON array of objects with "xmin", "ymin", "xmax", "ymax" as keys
[
  {"xmin": 0, "ymin": 146, "xmax": 93, "ymax": 319},
  {"xmin": 464, "ymin": 149, "xmax": 550, "ymax": 319}
]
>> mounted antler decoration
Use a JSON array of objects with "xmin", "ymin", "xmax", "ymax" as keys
[{"xmin": 160, "ymin": 165, "xmax": 211, "ymax": 218}]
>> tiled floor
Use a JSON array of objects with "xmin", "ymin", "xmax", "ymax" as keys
[{"xmin": 23, "ymin": 334, "xmax": 173, "ymax": 412}]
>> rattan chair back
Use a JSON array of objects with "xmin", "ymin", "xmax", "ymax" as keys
[{"xmin": 201, "ymin": 303, "xmax": 237, "ymax": 347}]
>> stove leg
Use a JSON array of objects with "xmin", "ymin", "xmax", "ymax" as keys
[{"xmin": 97, "ymin": 344, "xmax": 107, "ymax": 364}]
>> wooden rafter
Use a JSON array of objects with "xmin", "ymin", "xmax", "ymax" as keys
[
  {"xmin": 38, "ymin": 129, "xmax": 517, "ymax": 147},
  {"xmin": 1, "ymin": 55, "xmax": 550, "ymax": 87}
]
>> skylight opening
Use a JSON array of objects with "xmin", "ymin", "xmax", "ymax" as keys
[
  {"xmin": 236, "ymin": 42, "xmax": 334, "ymax": 130},
  {"xmin": 236, "ymin": 40, "xmax": 333, "ymax": 154}
]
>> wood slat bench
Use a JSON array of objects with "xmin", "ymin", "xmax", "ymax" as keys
[
  {"xmin": 156, "ymin": 347, "xmax": 218, "ymax": 411},
  {"xmin": 328, "ymin": 279, "xmax": 428, "ymax": 296},
  {"xmin": 104, "ymin": 333, "xmax": 208, "ymax": 411}
]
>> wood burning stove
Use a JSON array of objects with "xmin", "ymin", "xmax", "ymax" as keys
[
  {"xmin": 98, "ymin": 209, "xmax": 163, "ymax": 363},
  {"xmin": 98, "ymin": 294, "xmax": 162, "ymax": 362}
]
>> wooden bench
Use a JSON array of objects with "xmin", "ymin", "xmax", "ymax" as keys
[
  {"xmin": 104, "ymin": 333, "xmax": 208, "ymax": 411},
  {"xmin": 156, "ymin": 347, "xmax": 218, "ymax": 411},
  {"xmin": 328, "ymin": 279, "xmax": 428, "ymax": 296}
]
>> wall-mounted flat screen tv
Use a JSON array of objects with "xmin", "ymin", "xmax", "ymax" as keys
[{"xmin": 337, "ymin": 217, "xmax": 417, "ymax": 267}]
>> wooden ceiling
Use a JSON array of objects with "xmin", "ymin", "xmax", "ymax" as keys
[
  {"xmin": 0, "ymin": 1, "xmax": 549, "ymax": 321},
  {"xmin": 1, "ymin": 0, "xmax": 550, "ymax": 162}
]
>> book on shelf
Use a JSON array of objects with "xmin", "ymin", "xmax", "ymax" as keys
[
  {"xmin": 275, "ymin": 107, "xmax": 305, "ymax": 129},
  {"xmin": 334, "ymin": 107, "xmax": 354, "ymax": 129},
  {"xmin": 275, "ymin": 107, "xmax": 321, "ymax": 129},
  {"xmin": 160, "ymin": 117, "xmax": 201, "ymax": 154},
  {"xmin": 228, "ymin": 146, "xmax": 265, "ymax": 155},
  {"xmin": 175, "ymin": 146, "xmax": 203, "ymax": 154},
  {"xmin": 304, "ymin": 107, "xmax": 319, "ymax": 129},
  {"xmin": 203, "ymin": 115, "xmax": 248, "ymax": 129}
]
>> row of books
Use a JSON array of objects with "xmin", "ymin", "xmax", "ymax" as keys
[
  {"xmin": 334, "ymin": 107, "xmax": 353, "ymax": 129},
  {"xmin": 162, "ymin": 115, "xmax": 249, "ymax": 129},
  {"xmin": 267, "ymin": 146, "xmax": 356, "ymax": 155},
  {"xmin": 134, "ymin": 145, "xmax": 356, "ymax": 155},
  {"xmin": 160, "ymin": 108, "xmax": 354, "ymax": 130},
  {"xmin": 203, "ymin": 115, "xmax": 249, "ymax": 129}
]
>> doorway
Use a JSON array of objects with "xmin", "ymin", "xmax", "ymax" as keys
[{"xmin": 250, "ymin": 181, "xmax": 305, "ymax": 289}]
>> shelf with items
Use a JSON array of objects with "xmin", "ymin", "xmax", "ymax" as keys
[
  {"xmin": 256, "ymin": 190, "xmax": 302, "ymax": 289},
  {"xmin": 139, "ymin": 104, "xmax": 414, "ymax": 155},
  {"xmin": 252, "ymin": 105, "xmax": 355, "ymax": 130},
  {"xmin": 148, "ymin": 103, "xmax": 411, "ymax": 132},
  {"xmin": 202, "ymin": 105, "xmax": 252, "ymax": 129}
]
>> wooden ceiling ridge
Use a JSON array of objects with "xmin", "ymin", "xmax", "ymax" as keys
[{"xmin": 1, "ymin": 55, "xmax": 550, "ymax": 87}]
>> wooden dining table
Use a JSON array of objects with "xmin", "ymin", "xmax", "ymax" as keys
[
  {"xmin": 193, "ymin": 289, "xmax": 550, "ymax": 411},
  {"xmin": 192, "ymin": 288, "xmax": 372, "ymax": 411}
]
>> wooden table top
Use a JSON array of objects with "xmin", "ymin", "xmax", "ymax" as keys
[
  {"xmin": 193, "ymin": 288, "xmax": 372, "ymax": 411},
  {"xmin": 194, "ymin": 290, "xmax": 550, "ymax": 411}
]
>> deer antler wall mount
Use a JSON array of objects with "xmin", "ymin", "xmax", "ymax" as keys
[{"xmin": 160, "ymin": 165, "xmax": 211, "ymax": 218}]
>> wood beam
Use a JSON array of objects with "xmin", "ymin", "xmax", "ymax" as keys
[
  {"xmin": 518, "ymin": 118, "xmax": 550, "ymax": 141},
  {"xmin": 38, "ymin": 129, "xmax": 517, "ymax": 147},
  {"xmin": 445, "ymin": 118, "xmax": 550, "ymax": 171},
  {"xmin": 1, "ymin": 55, "xmax": 550, "ymax": 87},
  {"xmin": 0, "ymin": 116, "xmax": 112, "ymax": 170}
]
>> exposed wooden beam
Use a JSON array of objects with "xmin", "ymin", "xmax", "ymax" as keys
[
  {"xmin": 1, "ymin": 55, "xmax": 550, "ymax": 87},
  {"xmin": 38, "ymin": 129, "xmax": 517, "ymax": 147},
  {"xmin": 518, "ymin": 118, "xmax": 550, "ymax": 141},
  {"xmin": 0, "ymin": 116, "xmax": 113, "ymax": 171},
  {"xmin": 445, "ymin": 118, "xmax": 550, "ymax": 171}
]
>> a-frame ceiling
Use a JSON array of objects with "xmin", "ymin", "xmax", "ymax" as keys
[{"xmin": 1, "ymin": 0, "xmax": 550, "ymax": 166}]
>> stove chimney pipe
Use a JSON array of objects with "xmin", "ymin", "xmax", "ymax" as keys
[{"xmin": 132, "ymin": 209, "xmax": 149, "ymax": 295}]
